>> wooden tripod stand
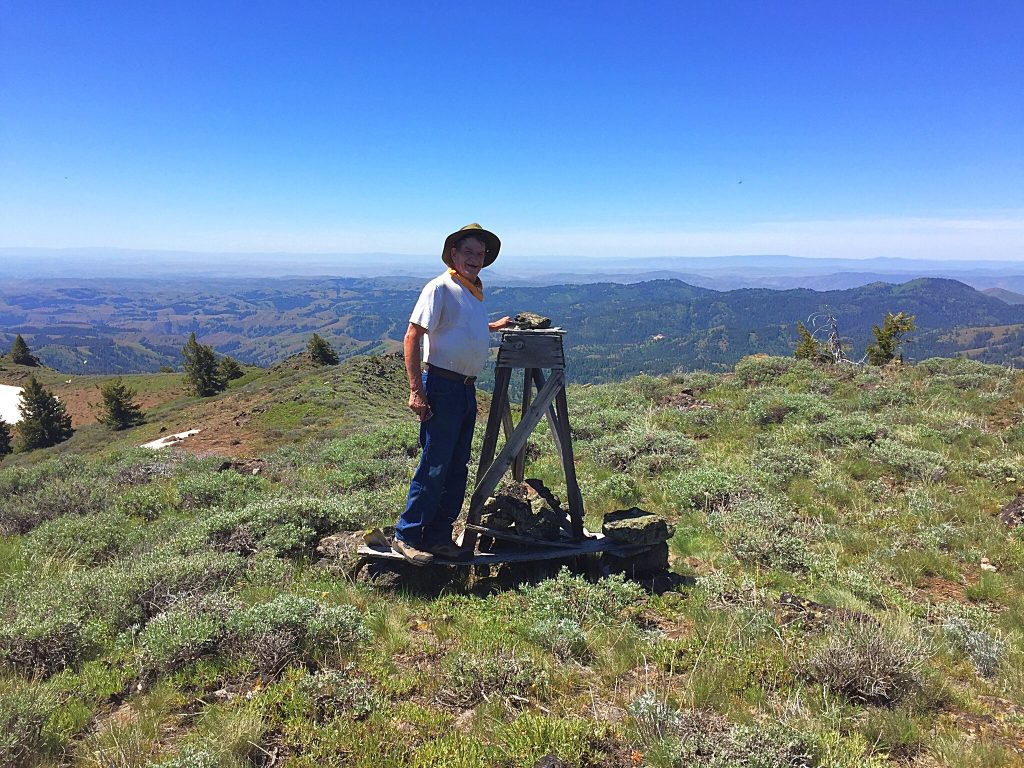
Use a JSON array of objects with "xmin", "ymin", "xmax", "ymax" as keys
[{"xmin": 462, "ymin": 329, "xmax": 586, "ymax": 552}]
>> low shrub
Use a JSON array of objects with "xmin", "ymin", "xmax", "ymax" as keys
[
  {"xmin": 593, "ymin": 473, "xmax": 639, "ymax": 504},
  {"xmin": 588, "ymin": 424, "xmax": 696, "ymax": 474},
  {"xmin": 941, "ymin": 616, "xmax": 1006, "ymax": 677},
  {"xmin": 0, "ymin": 609, "xmax": 100, "ymax": 676},
  {"xmin": 751, "ymin": 443, "xmax": 816, "ymax": 486},
  {"xmin": 438, "ymin": 649, "xmax": 545, "ymax": 708},
  {"xmin": 0, "ymin": 678, "xmax": 60, "ymax": 765},
  {"xmin": 227, "ymin": 594, "xmax": 367, "ymax": 674},
  {"xmin": 708, "ymin": 496, "xmax": 816, "ymax": 572},
  {"xmin": 527, "ymin": 617, "xmax": 589, "ymax": 661},
  {"xmin": 138, "ymin": 595, "xmax": 236, "ymax": 674},
  {"xmin": 519, "ymin": 568, "xmax": 645, "ymax": 624},
  {"xmin": 203, "ymin": 495, "xmax": 369, "ymax": 556},
  {"xmin": 746, "ymin": 390, "xmax": 837, "ymax": 425},
  {"xmin": 809, "ymin": 413, "xmax": 881, "ymax": 446},
  {"xmin": 298, "ymin": 666, "xmax": 384, "ymax": 721},
  {"xmin": 869, "ymin": 440, "xmax": 946, "ymax": 482},
  {"xmin": 734, "ymin": 355, "xmax": 800, "ymax": 387},
  {"xmin": 23, "ymin": 510, "xmax": 142, "ymax": 565},
  {"xmin": 807, "ymin": 620, "xmax": 930, "ymax": 704},
  {"xmin": 175, "ymin": 471, "xmax": 271, "ymax": 512},
  {"xmin": 627, "ymin": 696, "xmax": 811, "ymax": 767},
  {"xmin": 110, "ymin": 483, "xmax": 180, "ymax": 520},
  {"xmin": 665, "ymin": 466, "xmax": 745, "ymax": 513},
  {"xmin": 82, "ymin": 549, "xmax": 245, "ymax": 628},
  {"xmin": 0, "ymin": 469, "xmax": 113, "ymax": 536}
]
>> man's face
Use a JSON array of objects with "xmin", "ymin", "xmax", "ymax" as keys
[{"xmin": 450, "ymin": 238, "xmax": 486, "ymax": 281}]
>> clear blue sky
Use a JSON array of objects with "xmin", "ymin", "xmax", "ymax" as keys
[{"xmin": 1, "ymin": 1, "xmax": 1022, "ymax": 260}]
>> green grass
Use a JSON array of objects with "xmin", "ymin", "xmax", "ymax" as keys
[{"xmin": 1, "ymin": 354, "xmax": 1023, "ymax": 765}]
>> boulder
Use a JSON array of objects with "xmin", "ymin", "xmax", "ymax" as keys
[{"xmin": 602, "ymin": 507, "xmax": 674, "ymax": 546}]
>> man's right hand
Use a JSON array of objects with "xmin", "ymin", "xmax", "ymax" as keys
[{"xmin": 409, "ymin": 389, "xmax": 431, "ymax": 421}]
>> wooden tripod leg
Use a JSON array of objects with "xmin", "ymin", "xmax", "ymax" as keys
[
  {"xmin": 531, "ymin": 368, "xmax": 563, "ymax": 457},
  {"xmin": 553, "ymin": 385, "xmax": 586, "ymax": 539},
  {"xmin": 476, "ymin": 366, "xmax": 511, "ymax": 487},
  {"xmin": 512, "ymin": 368, "xmax": 533, "ymax": 481},
  {"xmin": 467, "ymin": 371, "xmax": 564, "ymax": 528}
]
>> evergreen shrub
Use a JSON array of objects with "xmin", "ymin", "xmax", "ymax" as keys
[
  {"xmin": 708, "ymin": 496, "xmax": 816, "ymax": 572},
  {"xmin": 138, "ymin": 595, "xmax": 236, "ymax": 674},
  {"xmin": 175, "ymin": 470, "xmax": 270, "ymax": 511},
  {"xmin": 750, "ymin": 443, "xmax": 816, "ymax": 486},
  {"xmin": 110, "ymin": 482, "xmax": 180, "ymax": 520},
  {"xmin": 519, "ymin": 568, "xmax": 644, "ymax": 624},
  {"xmin": 0, "ymin": 461, "xmax": 113, "ymax": 535},
  {"xmin": 81, "ymin": 549, "xmax": 244, "ymax": 628},
  {"xmin": 808, "ymin": 413, "xmax": 880, "ymax": 446}
]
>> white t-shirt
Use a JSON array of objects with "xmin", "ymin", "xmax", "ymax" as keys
[{"xmin": 409, "ymin": 272, "xmax": 490, "ymax": 377}]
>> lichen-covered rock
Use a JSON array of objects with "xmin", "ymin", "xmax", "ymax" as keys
[
  {"xmin": 602, "ymin": 507, "xmax": 674, "ymax": 546},
  {"xmin": 479, "ymin": 479, "xmax": 567, "ymax": 541},
  {"xmin": 512, "ymin": 312, "xmax": 552, "ymax": 330}
]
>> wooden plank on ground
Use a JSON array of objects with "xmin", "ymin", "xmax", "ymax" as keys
[
  {"xmin": 357, "ymin": 536, "xmax": 649, "ymax": 565},
  {"xmin": 464, "ymin": 523, "xmax": 580, "ymax": 549}
]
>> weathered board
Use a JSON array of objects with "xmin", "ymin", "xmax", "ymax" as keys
[
  {"xmin": 357, "ymin": 534, "xmax": 649, "ymax": 565},
  {"xmin": 496, "ymin": 331, "xmax": 565, "ymax": 369}
]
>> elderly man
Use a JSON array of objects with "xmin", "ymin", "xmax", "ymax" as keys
[{"xmin": 393, "ymin": 224, "xmax": 510, "ymax": 565}]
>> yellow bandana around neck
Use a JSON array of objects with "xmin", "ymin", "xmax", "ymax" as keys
[{"xmin": 448, "ymin": 268, "xmax": 484, "ymax": 301}]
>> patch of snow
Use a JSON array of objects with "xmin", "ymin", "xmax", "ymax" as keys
[
  {"xmin": 141, "ymin": 429, "xmax": 200, "ymax": 450},
  {"xmin": 0, "ymin": 384, "xmax": 24, "ymax": 424}
]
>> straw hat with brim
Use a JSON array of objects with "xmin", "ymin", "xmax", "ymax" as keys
[{"xmin": 442, "ymin": 223, "xmax": 501, "ymax": 268}]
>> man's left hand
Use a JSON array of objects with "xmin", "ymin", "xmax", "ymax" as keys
[{"xmin": 488, "ymin": 316, "xmax": 512, "ymax": 331}]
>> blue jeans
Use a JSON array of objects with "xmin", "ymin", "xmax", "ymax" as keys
[{"xmin": 396, "ymin": 371, "xmax": 477, "ymax": 547}]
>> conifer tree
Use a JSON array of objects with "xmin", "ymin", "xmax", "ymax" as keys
[
  {"xmin": 97, "ymin": 378, "xmax": 145, "ymax": 430},
  {"xmin": 0, "ymin": 419, "xmax": 11, "ymax": 460},
  {"xmin": 866, "ymin": 311, "xmax": 916, "ymax": 365},
  {"xmin": 794, "ymin": 321, "xmax": 826, "ymax": 362},
  {"xmin": 17, "ymin": 376, "xmax": 73, "ymax": 450},
  {"xmin": 217, "ymin": 356, "xmax": 245, "ymax": 381},
  {"xmin": 9, "ymin": 334, "xmax": 38, "ymax": 366},
  {"xmin": 181, "ymin": 332, "xmax": 226, "ymax": 396},
  {"xmin": 307, "ymin": 333, "xmax": 339, "ymax": 366}
]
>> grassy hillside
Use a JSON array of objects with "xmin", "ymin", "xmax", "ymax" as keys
[
  {"xmin": 0, "ymin": 354, "xmax": 410, "ymax": 463},
  {"xmin": 2, "ymin": 355, "xmax": 1024, "ymax": 766}
]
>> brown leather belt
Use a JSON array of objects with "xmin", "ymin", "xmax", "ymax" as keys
[{"xmin": 426, "ymin": 364, "xmax": 477, "ymax": 384}]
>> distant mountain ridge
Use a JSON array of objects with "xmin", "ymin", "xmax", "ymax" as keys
[
  {"xmin": 4, "ymin": 247, "xmax": 1024, "ymax": 292},
  {"xmin": 1, "ymin": 275, "xmax": 1022, "ymax": 380},
  {"xmin": 984, "ymin": 287, "xmax": 1024, "ymax": 305}
]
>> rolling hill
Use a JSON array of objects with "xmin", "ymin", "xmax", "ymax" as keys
[{"xmin": 1, "ymin": 276, "xmax": 1023, "ymax": 382}]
